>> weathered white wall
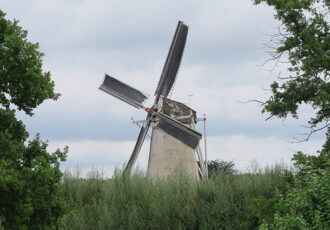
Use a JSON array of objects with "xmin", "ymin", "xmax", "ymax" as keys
[{"xmin": 147, "ymin": 127, "xmax": 199, "ymax": 180}]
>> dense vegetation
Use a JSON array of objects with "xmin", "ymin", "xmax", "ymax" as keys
[
  {"xmin": 61, "ymin": 164, "xmax": 289, "ymax": 230},
  {"xmin": 59, "ymin": 152, "xmax": 329, "ymax": 230},
  {"xmin": 0, "ymin": 8, "xmax": 67, "ymax": 229},
  {"xmin": 252, "ymin": 1, "xmax": 330, "ymax": 227},
  {"xmin": 1, "ymin": 153, "xmax": 327, "ymax": 229}
]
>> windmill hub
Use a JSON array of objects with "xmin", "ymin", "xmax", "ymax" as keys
[{"xmin": 99, "ymin": 21, "xmax": 208, "ymax": 179}]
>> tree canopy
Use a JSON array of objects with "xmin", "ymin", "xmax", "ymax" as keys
[
  {"xmin": 253, "ymin": 1, "xmax": 330, "ymax": 228},
  {"xmin": 254, "ymin": 0, "xmax": 329, "ymax": 145},
  {"xmin": 0, "ymin": 9, "xmax": 59, "ymax": 115},
  {"xmin": 0, "ymin": 8, "xmax": 67, "ymax": 229}
]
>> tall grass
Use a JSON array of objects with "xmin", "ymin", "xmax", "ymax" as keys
[{"xmin": 61, "ymin": 164, "xmax": 290, "ymax": 230}]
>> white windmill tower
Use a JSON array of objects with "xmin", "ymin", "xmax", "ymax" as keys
[{"xmin": 99, "ymin": 21, "xmax": 208, "ymax": 179}]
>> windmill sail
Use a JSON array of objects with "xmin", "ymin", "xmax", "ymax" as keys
[
  {"xmin": 154, "ymin": 21, "xmax": 188, "ymax": 103},
  {"xmin": 99, "ymin": 74, "xmax": 148, "ymax": 109},
  {"xmin": 124, "ymin": 116, "xmax": 152, "ymax": 172},
  {"xmin": 157, "ymin": 112, "xmax": 201, "ymax": 149}
]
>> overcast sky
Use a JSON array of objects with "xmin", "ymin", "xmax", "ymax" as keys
[{"xmin": 1, "ymin": 0, "xmax": 325, "ymax": 176}]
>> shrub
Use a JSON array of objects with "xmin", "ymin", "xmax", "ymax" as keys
[{"xmin": 259, "ymin": 150, "xmax": 330, "ymax": 229}]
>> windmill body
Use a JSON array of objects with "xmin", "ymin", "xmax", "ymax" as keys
[
  {"xmin": 99, "ymin": 21, "xmax": 206, "ymax": 179},
  {"xmin": 148, "ymin": 128, "xmax": 199, "ymax": 179},
  {"xmin": 148, "ymin": 98, "xmax": 199, "ymax": 179}
]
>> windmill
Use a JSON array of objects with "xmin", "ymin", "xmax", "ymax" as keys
[{"xmin": 99, "ymin": 21, "xmax": 208, "ymax": 179}]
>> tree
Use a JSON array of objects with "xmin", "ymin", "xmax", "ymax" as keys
[
  {"xmin": 0, "ymin": 9, "xmax": 67, "ymax": 229},
  {"xmin": 253, "ymin": 1, "xmax": 330, "ymax": 228},
  {"xmin": 207, "ymin": 159, "xmax": 236, "ymax": 177},
  {"xmin": 253, "ymin": 0, "xmax": 329, "ymax": 146}
]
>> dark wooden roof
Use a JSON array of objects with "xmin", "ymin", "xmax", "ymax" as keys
[{"xmin": 161, "ymin": 98, "xmax": 197, "ymax": 124}]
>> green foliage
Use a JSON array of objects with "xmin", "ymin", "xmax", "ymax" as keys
[
  {"xmin": 207, "ymin": 159, "xmax": 236, "ymax": 177},
  {"xmin": 61, "ymin": 165, "xmax": 288, "ymax": 230},
  {"xmin": 253, "ymin": 0, "xmax": 329, "ymax": 142},
  {"xmin": 61, "ymin": 160, "xmax": 328, "ymax": 230},
  {"xmin": 0, "ymin": 109, "xmax": 68, "ymax": 229},
  {"xmin": 0, "ymin": 9, "xmax": 59, "ymax": 115},
  {"xmin": 259, "ymin": 151, "xmax": 330, "ymax": 229},
  {"xmin": 0, "ymin": 9, "xmax": 67, "ymax": 229},
  {"xmin": 253, "ymin": 1, "xmax": 330, "ymax": 228}
]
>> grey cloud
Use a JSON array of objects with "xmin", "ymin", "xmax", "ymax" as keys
[
  {"xmin": 3, "ymin": 0, "xmax": 324, "ymax": 161},
  {"xmin": 3, "ymin": 0, "xmax": 278, "ymax": 69}
]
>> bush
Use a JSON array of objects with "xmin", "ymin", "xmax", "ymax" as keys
[
  {"xmin": 259, "ymin": 150, "xmax": 330, "ymax": 229},
  {"xmin": 207, "ymin": 159, "xmax": 236, "ymax": 177}
]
